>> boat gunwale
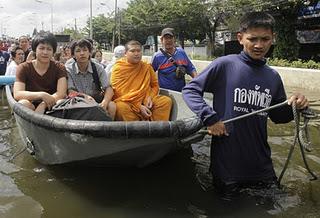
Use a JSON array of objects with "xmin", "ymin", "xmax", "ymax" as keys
[{"xmin": 6, "ymin": 86, "xmax": 203, "ymax": 139}]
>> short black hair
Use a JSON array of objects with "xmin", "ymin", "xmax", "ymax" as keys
[
  {"xmin": 10, "ymin": 46, "xmax": 23, "ymax": 58},
  {"xmin": 85, "ymin": 38, "xmax": 94, "ymax": 46},
  {"xmin": 31, "ymin": 33, "xmax": 57, "ymax": 53},
  {"xmin": 125, "ymin": 40, "xmax": 141, "ymax": 51},
  {"xmin": 239, "ymin": 12, "xmax": 275, "ymax": 33},
  {"xmin": 70, "ymin": 39, "xmax": 93, "ymax": 56}
]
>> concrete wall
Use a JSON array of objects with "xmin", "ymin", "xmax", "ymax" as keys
[
  {"xmin": 191, "ymin": 61, "xmax": 320, "ymax": 91},
  {"xmin": 270, "ymin": 66, "xmax": 320, "ymax": 91},
  {"xmin": 103, "ymin": 52, "xmax": 320, "ymax": 91}
]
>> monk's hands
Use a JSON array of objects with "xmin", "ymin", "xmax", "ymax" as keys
[
  {"xmin": 207, "ymin": 121, "xmax": 229, "ymax": 136},
  {"xmin": 140, "ymin": 105, "xmax": 152, "ymax": 120},
  {"xmin": 145, "ymin": 96, "xmax": 153, "ymax": 109},
  {"xmin": 140, "ymin": 97, "xmax": 153, "ymax": 120},
  {"xmin": 288, "ymin": 93, "xmax": 309, "ymax": 109}
]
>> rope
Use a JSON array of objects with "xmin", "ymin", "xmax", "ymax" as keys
[
  {"xmin": 198, "ymin": 100, "xmax": 289, "ymax": 134},
  {"xmin": 9, "ymin": 146, "xmax": 27, "ymax": 161},
  {"xmin": 277, "ymin": 104, "xmax": 318, "ymax": 185},
  {"xmin": 195, "ymin": 100, "xmax": 318, "ymax": 185}
]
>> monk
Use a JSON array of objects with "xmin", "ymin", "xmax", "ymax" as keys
[{"xmin": 111, "ymin": 40, "xmax": 172, "ymax": 121}]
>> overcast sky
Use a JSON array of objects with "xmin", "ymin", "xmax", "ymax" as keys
[{"xmin": 0, "ymin": 0, "xmax": 128, "ymax": 38}]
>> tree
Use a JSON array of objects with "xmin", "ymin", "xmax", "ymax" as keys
[
  {"xmin": 121, "ymin": 0, "xmax": 165, "ymax": 44},
  {"xmin": 84, "ymin": 14, "xmax": 114, "ymax": 46},
  {"xmin": 207, "ymin": 0, "xmax": 310, "ymax": 60},
  {"xmin": 84, "ymin": 0, "xmax": 312, "ymax": 60},
  {"xmin": 61, "ymin": 27, "xmax": 84, "ymax": 40},
  {"xmin": 119, "ymin": 0, "xmax": 309, "ymax": 59},
  {"xmin": 270, "ymin": 1, "xmax": 308, "ymax": 60},
  {"xmin": 121, "ymin": 0, "xmax": 209, "ymax": 46}
]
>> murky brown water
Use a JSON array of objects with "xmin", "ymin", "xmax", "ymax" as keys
[{"xmin": 1, "ymin": 96, "xmax": 320, "ymax": 218}]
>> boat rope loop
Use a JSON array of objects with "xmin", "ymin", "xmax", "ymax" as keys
[
  {"xmin": 9, "ymin": 146, "xmax": 27, "ymax": 162},
  {"xmin": 9, "ymin": 137, "xmax": 36, "ymax": 162},
  {"xmin": 277, "ymin": 104, "xmax": 318, "ymax": 185}
]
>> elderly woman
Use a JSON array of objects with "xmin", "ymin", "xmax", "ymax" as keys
[{"xmin": 13, "ymin": 33, "xmax": 67, "ymax": 114}]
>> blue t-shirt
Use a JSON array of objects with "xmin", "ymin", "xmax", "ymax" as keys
[
  {"xmin": 0, "ymin": 51, "xmax": 10, "ymax": 75},
  {"xmin": 151, "ymin": 47, "xmax": 196, "ymax": 92},
  {"xmin": 182, "ymin": 51, "xmax": 293, "ymax": 183}
]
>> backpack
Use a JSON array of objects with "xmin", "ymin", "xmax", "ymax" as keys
[{"xmin": 46, "ymin": 93, "xmax": 112, "ymax": 121}]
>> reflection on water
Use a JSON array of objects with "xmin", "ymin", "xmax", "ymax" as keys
[{"xmin": 0, "ymin": 95, "xmax": 320, "ymax": 218}]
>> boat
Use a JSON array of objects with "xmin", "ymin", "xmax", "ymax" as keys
[{"xmin": 4, "ymin": 85, "xmax": 204, "ymax": 167}]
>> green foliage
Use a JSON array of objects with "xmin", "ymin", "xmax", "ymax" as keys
[
  {"xmin": 273, "ymin": 18, "xmax": 300, "ymax": 60},
  {"xmin": 189, "ymin": 56, "xmax": 320, "ymax": 69},
  {"xmin": 61, "ymin": 27, "xmax": 84, "ymax": 40},
  {"xmin": 88, "ymin": 14, "xmax": 114, "ymax": 45},
  {"xmin": 81, "ymin": 0, "xmax": 314, "ymax": 62},
  {"xmin": 122, "ymin": 0, "xmax": 209, "ymax": 44},
  {"xmin": 267, "ymin": 58, "xmax": 320, "ymax": 69},
  {"xmin": 121, "ymin": 0, "xmax": 159, "ymax": 43},
  {"xmin": 272, "ymin": 1, "xmax": 303, "ymax": 61},
  {"xmin": 191, "ymin": 54, "xmax": 213, "ymax": 61},
  {"xmin": 209, "ymin": 0, "xmax": 309, "ymax": 61}
]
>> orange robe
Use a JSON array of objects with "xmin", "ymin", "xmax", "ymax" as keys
[{"xmin": 111, "ymin": 58, "xmax": 172, "ymax": 121}]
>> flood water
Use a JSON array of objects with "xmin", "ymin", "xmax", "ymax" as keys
[{"xmin": 1, "ymin": 96, "xmax": 320, "ymax": 218}]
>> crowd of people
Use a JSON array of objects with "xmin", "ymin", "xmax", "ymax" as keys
[
  {"xmin": 2, "ymin": 11, "xmax": 312, "ymax": 198},
  {"xmin": 4, "ymin": 25, "xmax": 198, "ymax": 122}
]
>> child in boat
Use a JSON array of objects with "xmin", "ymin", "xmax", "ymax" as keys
[
  {"xmin": 182, "ymin": 12, "xmax": 309, "ymax": 197},
  {"xmin": 13, "ymin": 33, "xmax": 67, "ymax": 114}
]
